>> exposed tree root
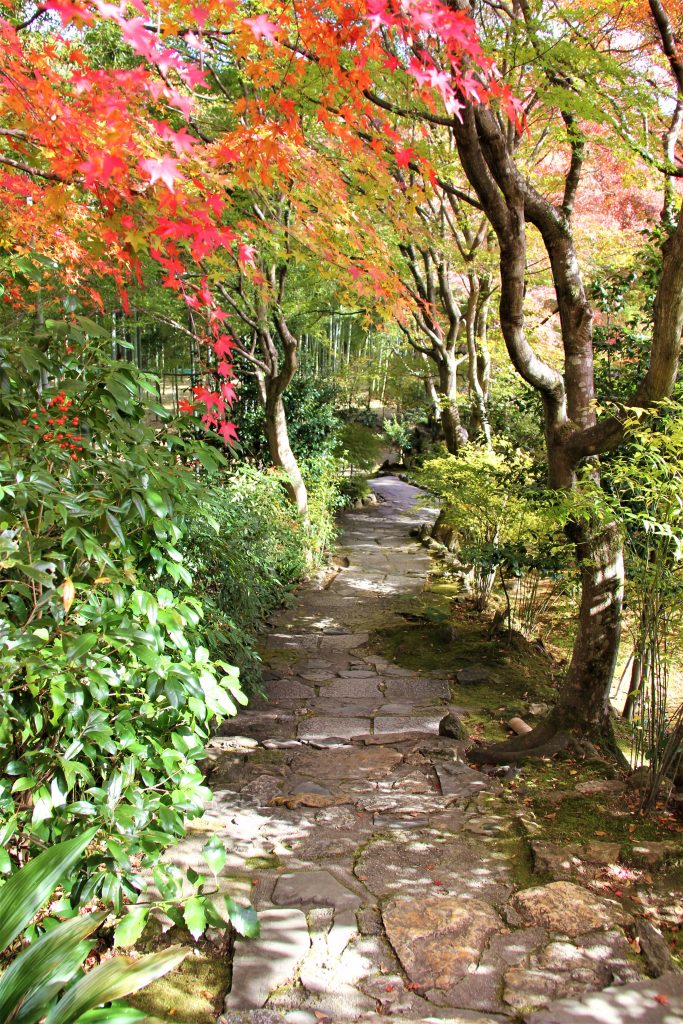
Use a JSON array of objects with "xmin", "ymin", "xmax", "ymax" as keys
[{"xmin": 467, "ymin": 719, "xmax": 622, "ymax": 766}]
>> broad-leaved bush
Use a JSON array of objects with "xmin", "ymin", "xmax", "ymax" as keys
[{"xmin": 0, "ymin": 319, "xmax": 245, "ymax": 909}]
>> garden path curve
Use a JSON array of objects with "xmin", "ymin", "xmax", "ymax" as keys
[{"xmin": 180, "ymin": 477, "xmax": 679, "ymax": 1024}]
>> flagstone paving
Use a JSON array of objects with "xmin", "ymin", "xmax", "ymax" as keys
[{"xmin": 161, "ymin": 476, "xmax": 681, "ymax": 1024}]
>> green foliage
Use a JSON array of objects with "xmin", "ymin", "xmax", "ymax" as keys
[
  {"xmin": 335, "ymin": 421, "xmax": 383, "ymax": 474},
  {"xmin": 419, "ymin": 442, "xmax": 565, "ymax": 613},
  {"xmin": 0, "ymin": 320, "xmax": 245, "ymax": 907},
  {"xmin": 338, "ymin": 474, "xmax": 371, "ymax": 505},
  {"xmin": 231, "ymin": 374, "xmax": 340, "ymax": 465},
  {"xmin": 0, "ymin": 831, "xmax": 187, "ymax": 1024},
  {"xmin": 605, "ymin": 403, "xmax": 683, "ymax": 802},
  {"xmin": 486, "ymin": 368, "xmax": 545, "ymax": 471},
  {"xmin": 382, "ymin": 417, "xmax": 411, "ymax": 459},
  {"xmin": 181, "ymin": 455, "xmax": 341, "ymax": 687}
]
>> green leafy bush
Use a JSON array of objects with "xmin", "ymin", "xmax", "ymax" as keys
[
  {"xmin": 338, "ymin": 475, "xmax": 371, "ymax": 505},
  {"xmin": 0, "ymin": 829, "xmax": 186, "ymax": 1024},
  {"xmin": 419, "ymin": 442, "xmax": 565, "ymax": 616},
  {"xmin": 231, "ymin": 374, "xmax": 341, "ymax": 464},
  {"xmin": 182, "ymin": 455, "xmax": 341, "ymax": 686},
  {"xmin": 383, "ymin": 417, "xmax": 412, "ymax": 461},
  {"xmin": 335, "ymin": 422, "xmax": 383, "ymax": 474},
  {"xmin": 0, "ymin": 320, "xmax": 245, "ymax": 907}
]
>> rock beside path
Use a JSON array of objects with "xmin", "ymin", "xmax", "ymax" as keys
[{"xmin": 510, "ymin": 881, "xmax": 630, "ymax": 936}]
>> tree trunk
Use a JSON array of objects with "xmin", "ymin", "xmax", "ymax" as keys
[
  {"xmin": 264, "ymin": 387, "xmax": 308, "ymax": 519},
  {"xmin": 553, "ymin": 520, "xmax": 624, "ymax": 737},
  {"xmin": 437, "ymin": 352, "xmax": 463, "ymax": 455},
  {"xmin": 466, "ymin": 273, "xmax": 492, "ymax": 445}
]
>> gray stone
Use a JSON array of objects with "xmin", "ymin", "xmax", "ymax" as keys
[
  {"xmin": 377, "ymin": 702, "xmax": 416, "ymax": 714},
  {"xmin": 220, "ymin": 1013, "xmax": 287, "ymax": 1024},
  {"xmin": 297, "ymin": 717, "xmax": 371, "ymax": 740},
  {"xmin": 463, "ymin": 815, "xmax": 513, "ymax": 836},
  {"xmin": 272, "ymin": 870, "xmax": 362, "ymax": 911},
  {"xmin": 291, "ymin": 782, "xmax": 332, "ymax": 797},
  {"xmin": 225, "ymin": 908, "xmax": 310, "ymax": 1008},
  {"xmin": 327, "ymin": 909, "xmax": 358, "ymax": 957},
  {"xmin": 291, "ymin": 744, "xmax": 402, "ymax": 780},
  {"xmin": 446, "ymin": 966, "xmax": 508, "ymax": 1014},
  {"xmin": 361, "ymin": 730, "xmax": 434, "ymax": 745},
  {"xmin": 355, "ymin": 832, "xmax": 513, "ymax": 904},
  {"xmin": 485, "ymin": 927, "xmax": 547, "ymax": 967},
  {"xmin": 384, "ymin": 678, "xmax": 450, "ymax": 702},
  {"xmin": 531, "ymin": 842, "xmax": 583, "ymax": 881},
  {"xmin": 318, "ymin": 678, "xmax": 383, "ymax": 699},
  {"xmin": 635, "ymin": 918, "xmax": 674, "ymax": 976},
  {"xmin": 375, "ymin": 714, "xmax": 442, "ymax": 734},
  {"xmin": 240, "ymin": 776, "xmax": 284, "ymax": 804},
  {"xmin": 435, "ymin": 761, "xmax": 494, "ymax": 799},
  {"xmin": 267, "ymin": 680, "xmax": 316, "ymax": 699},
  {"xmin": 319, "ymin": 632, "xmax": 369, "ymax": 650},
  {"xmin": 574, "ymin": 778, "xmax": 626, "ymax": 797},
  {"xmin": 439, "ymin": 713, "xmax": 469, "ymax": 740},
  {"xmin": 628, "ymin": 840, "xmax": 679, "ymax": 866},
  {"xmin": 456, "ymin": 666, "xmax": 499, "ymax": 686},
  {"xmin": 524, "ymin": 971, "xmax": 683, "ymax": 1024},
  {"xmin": 283, "ymin": 1013, "xmax": 318, "ymax": 1024},
  {"xmin": 356, "ymin": 905, "xmax": 383, "ymax": 935}
]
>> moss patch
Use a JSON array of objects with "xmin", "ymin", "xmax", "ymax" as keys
[
  {"xmin": 244, "ymin": 854, "xmax": 281, "ymax": 870},
  {"xmin": 129, "ymin": 953, "xmax": 231, "ymax": 1024}
]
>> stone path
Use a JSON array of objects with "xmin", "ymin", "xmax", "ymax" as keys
[{"xmin": 191, "ymin": 477, "xmax": 681, "ymax": 1024}]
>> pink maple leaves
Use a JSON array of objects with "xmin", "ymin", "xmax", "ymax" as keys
[
  {"xmin": 139, "ymin": 155, "xmax": 183, "ymax": 193},
  {"xmin": 244, "ymin": 14, "xmax": 280, "ymax": 44}
]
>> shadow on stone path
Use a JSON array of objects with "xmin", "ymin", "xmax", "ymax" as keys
[{"xmin": 189, "ymin": 477, "xmax": 680, "ymax": 1024}]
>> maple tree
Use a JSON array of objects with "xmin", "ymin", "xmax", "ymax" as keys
[
  {"xmin": 0, "ymin": 0, "xmax": 504, "ymax": 473},
  {"xmin": 396, "ymin": 186, "xmax": 495, "ymax": 452}
]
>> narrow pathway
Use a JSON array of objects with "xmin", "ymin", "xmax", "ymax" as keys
[{"xmin": 199, "ymin": 478, "xmax": 667, "ymax": 1024}]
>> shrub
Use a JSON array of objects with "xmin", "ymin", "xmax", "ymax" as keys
[
  {"xmin": 181, "ymin": 454, "xmax": 342, "ymax": 687},
  {"xmin": 383, "ymin": 417, "xmax": 412, "ymax": 461},
  {"xmin": 231, "ymin": 374, "xmax": 341, "ymax": 464},
  {"xmin": 0, "ymin": 830, "xmax": 187, "ymax": 1024},
  {"xmin": 0, "ymin": 319, "xmax": 245, "ymax": 908},
  {"xmin": 335, "ymin": 422, "xmax": 383, "ymax": 474},
  {"xmin": 338, "ymin": 474, "xmax": 371, "ymax": 505},
  {"xmin": 419, "ymin": 441, "xmax": 565, "ymax": 617}
]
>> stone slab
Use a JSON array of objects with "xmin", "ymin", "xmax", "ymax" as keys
[
  {"xmin": 291, "ymin": 745, "xmax": 402, "ymax": 780},
  {"xmin": 510, "ymin": 881, "xmax": 629, "ymax": 936},
  {"xmin": 225, "ymin": 908, "xmax": 310, "ymax": 1008},
  {"xmin": 272, "ymin": 870, "xmax": 362, "ymax": 911},
  {"xmin": 266, "ymin": 680, "xmax": 316, "ymax": 699},
  {"xmin": 382, "ymin": 895, "xmax": 504, "ymax": 990},
  {"xmin": 297, "ymin": 717, "xmax": 371, "ymax": 740},
  {"xmin": 524, "ymin": 971, "xmax": 683, "ymax": 1024},
  {"xmin": 435, "ymin": 762, "xmax": 494, "ymax": 799},
  {"xmin": 375, "ymin": 714, "xmax": 442, "ymax": 735},
  {"xmin": 384, "ymin": 678, "xmax": 450, "ymax": 702},
  {"xmin": 318, "ymin": 679, "xmax": 383, "ymax": 699},
  {"xmin": 355, "ymin": 832, "xmax": 514, "ymax": 904},
  {"xmin": 318, "ymin": 633, "xmax": 370, "ymax": 651}
]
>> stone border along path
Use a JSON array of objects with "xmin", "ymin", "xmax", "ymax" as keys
[{"xmin": 187, "ymin": 477, "xmax": 682, "ymax": 1024}]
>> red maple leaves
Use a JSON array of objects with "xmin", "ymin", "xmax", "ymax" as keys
[{"xmin": 0, "ymin": 0, "xmax": 502, "ymax": 444}]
